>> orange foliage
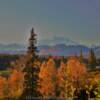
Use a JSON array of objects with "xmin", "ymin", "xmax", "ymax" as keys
[
  {"xmin": 66, "ymin": 57, "xmax": 87, "ymax": 82},
  {"xmin": 58, "ymin": 61, "xmax": 67, "ymax": 87},
  {"xmin": 0, "ymin": 76, "xmax": 7, "ymax": 98},
  {"xmin": 57, "ymin": 61, "xmax": 67, "ymax": 97},
  {"xmin": 65, "ymin": 57, "xmax": 88, "ymax": 89},
  {"xmin": 39, "ymin": 58, "xmax": 57, "ymax": 96},
  {"xmin": 8, "ymin": 69, "xmax": 24, "ymax": 97}
]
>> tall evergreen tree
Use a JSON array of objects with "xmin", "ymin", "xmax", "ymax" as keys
[
  {"xmin": 20, "ymin": 28, "xmax": 40, "ymax": 100},
  {"xmin": 88, "ymin": 48, "xmax": 96, "ymax": 69}
]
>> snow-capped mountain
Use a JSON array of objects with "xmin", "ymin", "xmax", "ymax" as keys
[{"xmin": 0, "ymin": 37, "xmax": 99, "ymax": 56}]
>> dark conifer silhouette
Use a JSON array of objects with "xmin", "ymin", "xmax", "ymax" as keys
[
  {"xmin": 88, "ymin": 48, "xmax": 96, "ymax": 69},
  {"xmin": 20, "ymin": 28, "xmax": 40, "ymax": 100},
  {"xmin": 79, "ymin": 49, "xmax": 84, "ymax": 63}
]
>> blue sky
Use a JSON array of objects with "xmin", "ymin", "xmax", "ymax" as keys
[{"xmin": 0, "ymin": 0, "xmax": 100, "ymax": 46}]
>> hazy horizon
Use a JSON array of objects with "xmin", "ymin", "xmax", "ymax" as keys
[{"xmin": 0, "ymin": 0, "xmax": 100, "ymax": 46}]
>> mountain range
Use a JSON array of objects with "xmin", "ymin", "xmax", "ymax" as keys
[{"xmin": 0, "ymin": 37, "xmax": 99, "ymax": 56}]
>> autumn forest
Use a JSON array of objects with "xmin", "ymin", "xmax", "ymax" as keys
[{"xmin": 0, "ymin": 28, "xmax": 100, "ymax": 100}]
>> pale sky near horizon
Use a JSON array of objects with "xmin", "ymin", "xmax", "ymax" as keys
[{"xmin": 0, "ymin": 0, "xmax": 100, "ymax": 46}]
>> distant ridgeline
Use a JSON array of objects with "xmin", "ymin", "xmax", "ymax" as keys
[{"xmin": 0, "ymin": 28, "xmax": 100, "ymax": 71}]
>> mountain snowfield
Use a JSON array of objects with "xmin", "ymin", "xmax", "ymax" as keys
[{"xmin": 0, "ymin": 37, "xmax": 99, "ymax": 56}]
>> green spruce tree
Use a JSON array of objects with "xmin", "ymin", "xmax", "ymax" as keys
[
  {"xmin": 88, "ymin": 48, "xmax": 96, "ymax": 69},
  {"xmin": 20, "ymin": 28, "xmax": 40, "ymax": 100}
]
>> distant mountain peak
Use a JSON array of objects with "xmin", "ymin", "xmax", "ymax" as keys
[
  {"xmin": 38, "ymin": 36, "xmax": 78, "ymax": 46},
  {"xmin": 0, "ymin": 43, "xmax": 99, "ymax": 56}
]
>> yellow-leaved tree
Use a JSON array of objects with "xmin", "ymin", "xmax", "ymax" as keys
[
  {"xmin": 65, "ymin": 57, "xmax": 87, "ymax": 99},
  {"xmin": 8, "ymin": 69, "xmax": 24, "ymax": 98},
  {"xmin": 66, "ymin": 57, "xmax": 87, "ymax": 87},
  {"xmin": 39, "ymin": 58, "xmax": 57, "ymax": 99},
  {"xmin": 57, "ymin": 61, "xmax": 67, "ymax": 97},
  {"xmin": 0, "ymin": 76, "xmax": 8, "ymax": 99}
]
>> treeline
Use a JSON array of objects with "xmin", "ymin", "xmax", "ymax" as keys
[
  {"xmin": 0, "ymin": 47, "xmax": 100, "ymax": 71},
  {"xmin": 0, "ymin": 57, "xmax": 100, "ymax": 99},
  {"xmin": 0, "ymin": 27, "xmax": 100, "ymax": 100},
  {"xmin": 0, "ymin": 48, "xmax": 100, "ymax": 71},
  {"xmin": 0, "ymin": 54, "xmax": 19, "ymax": 70}
]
